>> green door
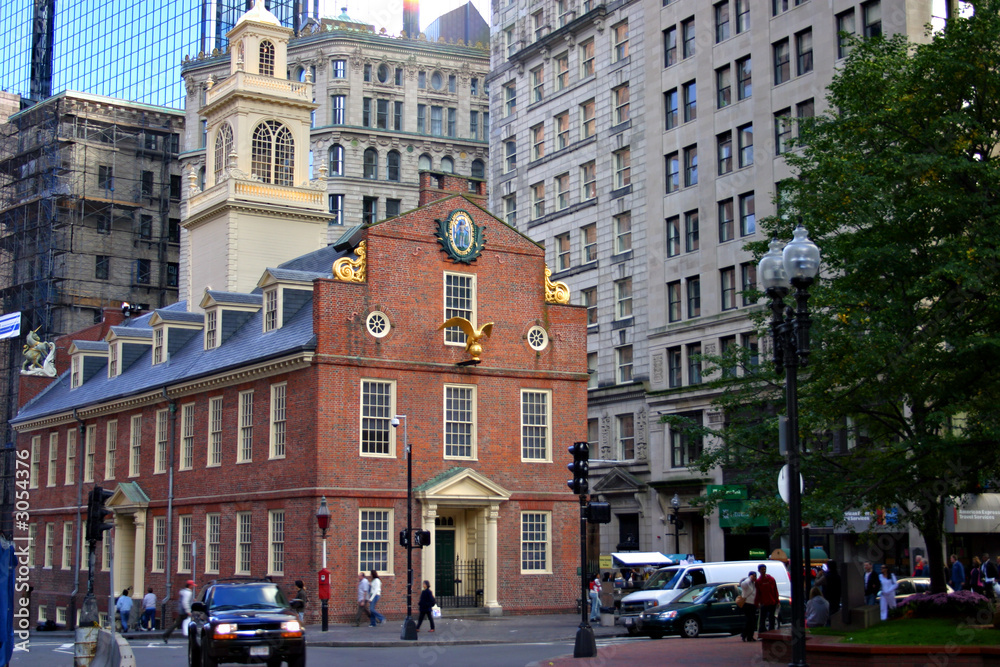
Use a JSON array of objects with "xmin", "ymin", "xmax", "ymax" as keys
[{"xmin": 436, "ymin": 530, "xmax": 456, "ymax": 597}]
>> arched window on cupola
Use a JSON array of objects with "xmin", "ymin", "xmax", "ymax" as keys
[
  {"xmin": 214, "ymin": 122, "xmax": 234, "ymax": 183},
  {"xmin": 251, "ymin": 120, "xmax": 295, "ymax": 186},
  {"xmin": 259, "ymin": 40, "xmax": 275, "ymax": 77}
]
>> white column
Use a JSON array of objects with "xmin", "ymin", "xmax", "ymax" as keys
[
  {"xmin": 132, "ymin": 510, "xmax": 147, "ymax": 596},
  {"xmin": 485, "ymin": 503, "xmax": 502, "ymax": 614},
  {"xmin": 421, "ymin": 503, "xmax": 437, "ymax": 592}
]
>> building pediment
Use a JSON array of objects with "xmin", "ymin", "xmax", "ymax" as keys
[
  {"xmin": 415, "ymin": 467, "xmax": 511, "ymax": 504},
  {"xmin": 591, "ymin": 466, "xmax": 646, "ymax": 495},
  {"xmin": 107, "ymin": 481, "xmax": 150, "ymax": 510}
]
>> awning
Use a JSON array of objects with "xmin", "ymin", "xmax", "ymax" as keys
[
  {"xmin": 611, "ymin": 552, "xmax": 674, "ymax": 567},
  {"xmin": 945, "ymin": 494, "xmax": 1000, "ymax": 534}
]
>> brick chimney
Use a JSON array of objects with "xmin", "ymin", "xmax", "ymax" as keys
[{"xmin": 418, "ymin": 170, "xmax": 487, "ymax": 207}]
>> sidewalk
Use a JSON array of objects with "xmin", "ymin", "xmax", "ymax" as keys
[{"xmin": 33, "ymin": 613, "xmax": 625, "ymax": 648}]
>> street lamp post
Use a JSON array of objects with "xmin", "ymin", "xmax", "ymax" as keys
[
  {"xmin": 394, "ymin": 415, "xmax": 418, "ymax": 641},
  {"xmin": 315, "ymin": 496, "xmax": 330, "ymax": 632},
  {"xmin": 758, "ymin": 224, "xmax": 821, "ymax": 667},
  {"xmin": 670, "ymin": 494, "xmax": 682, "ymax": 555}
]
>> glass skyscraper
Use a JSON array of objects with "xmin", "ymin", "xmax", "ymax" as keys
[{"xmin": 0, "ymin": 1, "xmax": 298, "ymax": 109}]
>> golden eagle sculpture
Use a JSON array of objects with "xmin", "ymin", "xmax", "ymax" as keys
[{"xmin": 438, "ymin": 317, "xmax": 494, "ymax": 362}]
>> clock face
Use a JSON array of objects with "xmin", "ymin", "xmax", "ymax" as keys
[{"xmin": 436, "ymin": 209, "xmax": 486, "ymax": 264}]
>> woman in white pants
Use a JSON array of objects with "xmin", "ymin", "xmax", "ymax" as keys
[{"xmin": 878, "ymin": 565, "xmax": 898, "ymax": 621}]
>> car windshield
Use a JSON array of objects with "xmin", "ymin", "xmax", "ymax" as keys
[
  {"xmin": 673, "ymin": 585, "xmax": 713, "ymax": 604},
  {"xmin": 643, "ymin": 568, "xmax": 681, "ymax": 591},
  {"xmin": 210, "ymin": 586, "xmax": 287, "ymax": 610}
]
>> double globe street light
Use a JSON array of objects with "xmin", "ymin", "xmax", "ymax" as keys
[{"xmin": 758, "ymin": 224, "xmax": 821, "ymax": 667}]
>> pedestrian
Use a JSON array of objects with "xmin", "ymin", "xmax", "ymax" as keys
[
  {"xmin": 950, "ymin": 554, "xmax": 966, "ymax": 591},
  {"xmin": 805, "ymin": 587, "xmax": 830, "ymax": 628},
  {"xmin": 878, "ymin": 565, "xmax": 898, "ymax": 621},
  {"xmin": 739, "ymin": 570, "xmax": 757, "ymax": 642},
  {"xmin": 755, "ymin": 564, "xmax": 779, "ymax": 634},
  {"xmin": 416, "ymin": 580, "xmax": 436, "ymax": 632},
  {"xmin": 354, "ymin": 572, "xmax": 371, "ymax": 626},
  {"xmin": 862, "ymin": 561, "xmax": 879, "ymax": 606},
  {"xmin": 970, "ymin": 557, "xmax": 985, "ymax": 595},
  {"xmin": 141, "ymin": 588, "xmax": 157, "ymax": 631},
  {"xmin": 820, "ymin": 561, "xmax": 841, "ymax": 619},
  {"xmin": 913, "ymin": 555, "xmax": 926, "ymax": 577},
  {"xmin": 368, "ymin": 570, "xmax": 385, "ymax": 627},
  {"xmin": 983, "ymin": 553, "xmax": 998, "ymax": 599},
  {"xmin": 292, "ymin": 580, "xmax": 307, "ymax": 622},
  {"xmin": 589, "ymin": 573, "xmax": 601, "ymax": 623},
  {"xmin": 115, "ymin": 588, "xmax": 132, "ymax": 632},
  {"xmin": 162, "ymin": 580, "xmax": 194, "ymax": 644}
]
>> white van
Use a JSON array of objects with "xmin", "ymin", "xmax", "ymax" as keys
[{"xmin": 619, "ymin": 560, "xmax": 791, "ymax": 630}]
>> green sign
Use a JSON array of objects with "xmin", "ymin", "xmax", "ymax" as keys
[
  {"xmin": 707, "ymin": 484, "xmax": 748, "ymax": 500},
  {"xmin": 748, "ymin": 548, "xmax": 767, "ymax": 558},
  {"xmin": 718, "ymin": 500, "xmax": 770, "ymax": 528}
]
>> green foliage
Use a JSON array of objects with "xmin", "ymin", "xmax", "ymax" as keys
[{"xmin": 670, "ymin": 2, "xmax": 1000, "ymax": 573}]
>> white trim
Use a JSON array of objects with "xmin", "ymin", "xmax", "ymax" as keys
[
  {"xmin": 358, "ymin": 508, "xmax": 394, "ymax": 576},
  {"xmin": 519, "ymin": 389, "xmax": 552, "ymax": 462},
  {"xmin": 359, "ymin": 379, "xmax": 396, "ymax": 458},
  {"xmin": 520, "ymin": 511, "xmax": 552, "ymax": 574},
  {"xmin": 443, "ymin": 384, "xmax": 477, "ymax": 460}
]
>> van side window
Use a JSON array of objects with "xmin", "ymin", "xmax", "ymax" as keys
[{"xmin": 690, "ymin": 569, "xmax": 706, "ymax": 587}]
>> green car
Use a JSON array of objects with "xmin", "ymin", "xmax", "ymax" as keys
[{"xmin": 636, "ymin": 582, "xmax": 790, "ymax": 639}]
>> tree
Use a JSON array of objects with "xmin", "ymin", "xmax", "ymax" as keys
[{"xmin": 676, "ymin": 3, "xmax": 1000, "ymax": 595}]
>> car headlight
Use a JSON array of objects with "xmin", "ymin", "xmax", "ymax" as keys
[
  {"xmin": 645, "ymin": 600, "xmax": 658, "ymax": 608},
  {"xmin": 657, "ymin": 611, "xmax": 678, "ymax": 620},
  {"xmin": 281, "ymin": 620, "xmax": 301, "ymax": 633},
  {"xmin": 214, "ymin": 623, "xmax": 236, "ymax": 635}
]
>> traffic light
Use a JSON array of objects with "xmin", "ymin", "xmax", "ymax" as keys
[
  {"xmin": 413, "ymin": 530, "xmax": 432, "ymax": 548},
  {"xmin": 399, "ymin": 529, "xmax": 410, "ymax": 548},
  {"xmin": 86, "ymin": 485, "xmax": 114, "ymax": 542},
  {"xmin": 567, "ymin": 441, "xmax": 589, "ymax": 495},
  {"xmin": 585, "ymin": 501, "xmax": 611, "ymax": 524}
]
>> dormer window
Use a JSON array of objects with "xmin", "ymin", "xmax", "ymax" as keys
[
  {"xmin": 205, "ymin": 309, "xmax": 218, "ymax": 349},
  {"xmin": 153, "ymin": 328, "xmax": 165, "ymax": 365},
  {"xmin": 260, "ymin": 40, "xmax": 275, "ymax": 76},
  {"xmin": 71, "ymin": 356, "xmax": 81, "ymax": 389},
  {"xmin": 108, "ymin": 343, "xmax": 119, "ymax": 378},
  {"xmin": 264, "ymin": 289, "xmax": 278, "ymax": 332}
]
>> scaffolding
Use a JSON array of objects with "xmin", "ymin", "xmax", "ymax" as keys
[{"xmin": 0, "ymin": 93, "xmax": 185, "ymax": 442}]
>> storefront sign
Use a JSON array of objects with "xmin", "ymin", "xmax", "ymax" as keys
[
  {"xmin": 719, "ymin": 500, "xmax": 770, "ymax": 528},
  {"xmin": 599, "ymin": 554, "xmax": 613, "ymax": 570},
  {"xmin": 707, "ymin": 484, "xmax": 748, "ymax": 500},
  {"xmin": 834, "ymin": 507, "xmax": 903, "ymax": 534},
  {"xmin": 945, "ymin": 494, "xmax": 1000, "ymax": 534}
]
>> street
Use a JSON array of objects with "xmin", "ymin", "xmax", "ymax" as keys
[{"xmin": 8, "ymin": 633, "xmax": 767, "ymax": 667}]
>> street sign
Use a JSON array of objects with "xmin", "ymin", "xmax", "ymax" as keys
[{"xmin": 777, "ymin": 464, "xmax": 803, "ymax": 505}]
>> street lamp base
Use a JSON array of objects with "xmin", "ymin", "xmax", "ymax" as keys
[
  {"xmin": 320, "ymin": 600, "xmax": 328, "ymax": 632},
  {"xmin": 401, "ymin": 616, "xmax": 418, "ymax": 641},
  {"xmin": 573, "ymin": 624, "xmax": 597, "ymax": 658}
]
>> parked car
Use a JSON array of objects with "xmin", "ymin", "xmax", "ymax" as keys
[
  {"xmin": 188, "ymin": 580, "xmax": 306, "ymax": 667},
  {"xmin": 878, "ymin": 577, "xmax": 953, "ymax": 605},
  {"xmin": 619, "ymin": 560, "xmax": 791, "ymax": 633},
  {"xmin": 636, "ymin": 582, "xmax": 791, "ymax": 639}
]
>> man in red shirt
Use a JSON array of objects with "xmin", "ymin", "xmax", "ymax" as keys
[{"xmin": 756, "ymin": 564, "xmax": 780, "ymax": 634}]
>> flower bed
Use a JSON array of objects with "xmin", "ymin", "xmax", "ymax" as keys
[{"xmin": 898, "ymin": 590, "xmax": 994, "ymax": 620}]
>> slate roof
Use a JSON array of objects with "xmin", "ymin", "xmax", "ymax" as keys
[
  {"xmin": 204, "ymin": 291, "xmax": 264, "ymax": 306},
  {"xmin": 70, "ymin": 341, "xmax": 109, "ymax": 352},
  {"xmin": 264, "ymin": 267, "xmax": 331, "ymax": 283},
  {"xmin": 153, "ymin": 310, "xmax": 205, "ymax": 324},
  {"xmin": 277, "ymin": 242, "xmax": 349, "ymax": 273},
  {"xmin": 12, "ymin": 293, "xmax": 317, "ymax": 425}
]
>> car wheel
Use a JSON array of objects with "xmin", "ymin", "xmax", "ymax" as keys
[
  {"xmin": 187, "ymin": 637, "xmax": 200, "ymax": 667},
  {"xmin": 201, "ymin": 641, "xmax": 218, "ymax": 667},
  {"xmin": 625, "ymin": 625, "xmax": 640, "ymax": 637},
  {"xmin": 680, "ymin": 617, "xmax": 701, "ymax": 639}
]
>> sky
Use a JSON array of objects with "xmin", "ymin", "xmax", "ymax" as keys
[{"xmin": 316, "ymin": 0, "xmax": 492, "ymax": 35}]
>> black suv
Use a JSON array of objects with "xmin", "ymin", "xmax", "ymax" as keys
[{"xmin": 187, "ymin": 581, "xmax": 306, "ymax": 667}]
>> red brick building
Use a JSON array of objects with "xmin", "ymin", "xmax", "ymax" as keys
[{"xmin": 12, "ymin": 4, "xmax": 587, "ymax": 629}]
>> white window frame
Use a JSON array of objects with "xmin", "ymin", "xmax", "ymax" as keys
[
  {"xmin": 360, "ymin": 379, "xmax": 396, "ymax": 457},
  {"xmin": 107, "ymin": 342, "xmax": 119, "ymax": 378},
  {"xmin": 612, "ymin": 21, "xmax": 629, "ymax": 63},
  {"xmin": 358, "ymin": 508, "xmax": 394, "ymax": 575},
  {"xmin": 29, "ymin": 436, "xmax": 40, "ymax": 489},
  {"xmin": 71, "ymin": 355, "xmax": 81, "ymax": 389},
  {"xmin": 83, "ymin": 425, "xmax": 95, "ymax": 483},
  {"xmin": 180, "ymin": 403, "xmax": 195, "ymax": 470},
  {"xmin": 153, "ymin": 327, "xmax": 164, "ymax": 364},
  {"xmin": 614, "ymin": 212, "xmax": 632, "ymax": 254},
  {"xmin": 520, "ymin": 389, "xmax": 552, "ymax": 462},
  {"xmin": 270, "ymin": 383, "xmax": 287, "ymax": 459},
  {"xmin": 104, "ymin": 421, "xmax": 117, "ymax": 480},
  {"xmin": 129, "ymin": 415, "xmax": 141, "ymax": 477},
  {"xmin": 269, "ymin": 510, "xmax": 285, "ymax": 576},
  {"xmin": 64, "ymin": 429, "xmax": 76, "ymax": 486},
  {"xmin": 444, "ymin": 384, "xmax": 477, "ymax": 460},
  {"xmin": 238, "ymin": 390, "xmax": 254, "ymax": 463},
  {"xmin": 153, "ymin": 517, "xmax": 166, "ymax": 572},
  {"xmin": 206, "ymin": 513, "xmax": 221, "ymax": 574},
  {"xmin": 44, "ymin": 524, "xmax": 54, "ymax": 568},
  {"xmin": 155, "ymin": 409, "xmax": 168, "ymax": 474},
  {"xmin": 236, "ymin": 512, "xmax": 252, "ymax": 575},
  {"xmin": 208, "ymin": 397, "xmax": 223, "ymax": 467},
  {"xmin": 443, "ymin": 272, "xmax": 477, "ymax": 346},
  {"xmin": 205, "ymin": 309, "xmax": 218, "ymax": 349},
  {"xmin": 47, "ymin": 433, "xmax": 57, "ymax": 487},
  {"xmin": 178, "ymin": 515, "xmax": 192, "ymax": 573},
  {"xmin": 62, "ymin": 522, "xmax": 73, "ymax": 570},
  {"xmin": 580, "ymin": 161, "xmax": 596, "ymax": 201},
  {"xmin": 264, "ymin": 288, "xmax": 279, "ymax": 332},
  {"xmin": 520, "ymin": 511, "xmax": 552, "ymax": 573}
]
